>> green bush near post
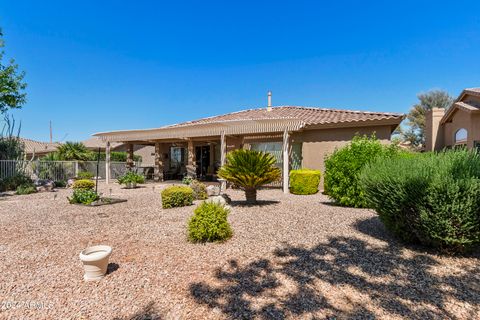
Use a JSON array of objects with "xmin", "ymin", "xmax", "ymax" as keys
[
  {"xmin": 68, "ymin": 189, "xmax": 100, "ymax": 205},
  {"xmin": 188, "ymin": 201, "xmax": 232, "ymax": 243},
  {"xmin": 289, "ymin": 169, "xmax": 321, "ymax": 195},
  {"xmin": 360, "ymin": 149, "xmax": 480, "ymax": 253},
  {"xmin": 161, "ymin": 185, "xmax": 194, "ymax": 209},
  {"xmin": 72, "ymin": 179, "xmax": 95, "ymax": 190},
  {"xmin": 77, "ymin": 171, "xmax": 94, "ymax": 180}
]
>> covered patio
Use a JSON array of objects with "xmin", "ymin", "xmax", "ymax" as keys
[{"xmin": 94, "ymin": 118, "xmax": 306, "ymax": 193}]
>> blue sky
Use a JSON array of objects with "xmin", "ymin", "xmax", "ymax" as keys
[{"xmin": 1, "ymin": 0, "xmax": 479, "ymax": 141}]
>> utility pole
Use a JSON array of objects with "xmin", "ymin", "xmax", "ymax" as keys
[{"xmin": 49, "ymin": 121, "xmax": 53, "ymax": 143}]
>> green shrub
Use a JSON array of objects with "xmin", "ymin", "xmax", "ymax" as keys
[
  {"xmin": 77, "ymin": 171, "xmax": 94, "ymax": 180},
  {"xmin": 190, "ymin": 180, "xmax": 208, "ymax": 200},
  {"xmin": 161, "ymin": 185, "xmax": 194, "ymax": 209},
  {"xmin": 72, "ymin": 179, "xmax": 95, "ymax": 190},
  {"xmin": 360, "ymin": 149, "xmax": 480, "ymax": 253},
  {"xmin": 289, "ymin": 169, "xmax": 321, "ymax": 195},
  {"xmin": 117, "ymin": 171, "xmax": 145, "ymax": 185},
  {"xmin": 0, "ymin": 173, "xmax": 32, "ymax": 191},
  {"xmin": 324, "ymin": 135, "xmax": 400, "ymax": 207},
  {"xmin": 16, "ymin": 184, "xmax": 37, "ymax": 195},
  {"xmin": 188, "ymin": 201, "xmax": 233, "ymax": 242},
  {"xmin": 182, "ymin": 176, "xmax": 193, "ymax": 185},
  {"xmin": 68, "ymin": 188, "xmax": 100, "ymax": 205},
  {"xmin": 54, "ymin": 180, "xmax": 67, "ymax": 188}
]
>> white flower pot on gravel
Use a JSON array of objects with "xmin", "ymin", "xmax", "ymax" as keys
[{"xmin": 79, "ymin": 245, "xmax": 112, "ymax": 281}]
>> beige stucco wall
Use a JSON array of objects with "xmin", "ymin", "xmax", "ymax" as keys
[
  {"xmin": 443, "ymin": 109, "xmax": 479, "ymax": 148},
  {"xmin": 292, "ymin": 125, "xmax": 393, "ymax": 173}
]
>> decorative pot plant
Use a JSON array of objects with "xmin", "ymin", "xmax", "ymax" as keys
[
  {"xmin": 117, "ymin": 171, "xmax": 145, "ymax": 189},
  {"xmin": 79, "ymin": 245, "xmax": 112, "ymax": 281}
]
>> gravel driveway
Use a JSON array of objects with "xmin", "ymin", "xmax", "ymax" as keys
[{"xmin": 0, "ymin": 182, "xmax": 478, "ymax": 319}]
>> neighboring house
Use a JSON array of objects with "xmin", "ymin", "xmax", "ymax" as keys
[
  {"xmin": 82, "ymin": 137, "xmax": 155, "ymax": 166},
  {"xmin": 20, "ymin": 138, "xmax": 61, "ymax": 159},
  {"xmin": 426, "ymin": 87, "xmax": 480, "ymax": 151},
  {"xmin": 93, "ymin": 97, "xmax": 404, "ymax": 191}
]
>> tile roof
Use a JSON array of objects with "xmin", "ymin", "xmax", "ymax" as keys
[
  {"xmin": 167, "ymin": 106, "xmax": 404, "ymax": 128},
  {"xmin": 82, "ymin": 137, "xmax": 122, "ymax": 150},
  {"xmin": 19, "ymin": 138, "xmax": 60, "ymax": 154}
]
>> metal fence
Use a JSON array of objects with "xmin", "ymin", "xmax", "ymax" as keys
[{"xmin": 0, "ymin": 160, "xmax": 140, "ymax": 182}]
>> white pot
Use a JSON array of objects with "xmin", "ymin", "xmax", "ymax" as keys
[{"xmin": 79, "ymin": 245, "xmax": 112, "ymax": 281}]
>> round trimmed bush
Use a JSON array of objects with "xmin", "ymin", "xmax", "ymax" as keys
[
  {"xmin": 161, "ymin": 185, "xmax": 194, "ymax": 209},
  {"xmin": 188, "ymin": 201, "xmax": 232, "ymax": 242},
  {"xmin": 289, "ymin": 169, "xmax": 321, "ymax": 195},
  {"xmin": 360, "ymin": 149, "xmax": 480, "ymax": 253},
  {"xmin": 324, "ymin": 135, "xmax": 400, "ymax": 207},
  {"xmin": 72, "ymin": 179, "xmax": 95, "ymax": 190}
]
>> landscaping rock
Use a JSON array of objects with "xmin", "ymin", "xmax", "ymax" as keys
[
  {"xmin": 34, "ymin": 179, "xmax": 55, "ymax": 192},
  {"xmin": 206, "ymin": 185, "xmax": 220, "ymax": 196},
  {"xmin": 67, "ymin": 179, "xmax": 75, "ymax": 188},
  {"xmin": 205, "ymin": 195, "xmax": 227, "ymax": 206}
]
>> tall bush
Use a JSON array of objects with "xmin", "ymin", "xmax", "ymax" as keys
[
  {"xmin": 324, "ymin": 135, "xmax": 400, "ymax": 207},
  {"xmin": 360, "ymin": 150, "xmax": 480, "ymax": 253}
]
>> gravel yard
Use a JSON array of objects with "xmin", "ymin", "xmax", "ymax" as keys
[{"xmin": 0, "ymin": 182, "xmax": 479, "ymax": 319}]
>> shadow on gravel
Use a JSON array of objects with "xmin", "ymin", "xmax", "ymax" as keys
[
  {"xmin": 229, "ymin": 200, "xmax": 280, "ymax": 207},
  {"xmin": 114, "ymin": 301, "xmax": 162, "ymax": 320},
  {"xmin": 107, "ymin": 262, "xmax": 120, "ymax": 275},
  {"xmin": 190, "ymin": 218, "xmax": 480, "ymax": 319}
]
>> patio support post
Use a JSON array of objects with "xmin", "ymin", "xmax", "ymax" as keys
[
  {"xmin": 283, "ymin": 129, "xmax": 290, "ymax": 194},
  {"xmin": 219, "ymin": 130, "xmax": 227, "ymax": 191},
  {"xmin": 126, "ymin": 143, "xmax": 134, "ymax": 169},
  {"xmin": 187, "ymin": 139, "xmax": 195, "ymax": 177},
  {"xmin": 220, "ymin": 131, "xmax": 226, "ymax": 166},
  {"xmin": 154, "ymin": 142, "xmax": 164, "ymax": 181},
  {"xmin": 105, "ymin": 141, "xmax": 111, "ymax": 185}
]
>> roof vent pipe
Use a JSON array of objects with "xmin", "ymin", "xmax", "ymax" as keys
[{"xmin": 267, "ymin": 91, "xmax": 272, "ymax": 111}]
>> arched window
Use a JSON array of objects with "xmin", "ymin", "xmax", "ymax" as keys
[{"xmin": 455, "ymin": 128, "xmax": 468, "ymax": 144}]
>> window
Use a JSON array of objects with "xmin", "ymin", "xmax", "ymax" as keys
[
  {"xmin": 475, "ymin": 141, "xmax": 480, "ymax": 153},
  {"xmin": 454, "ymin": 128, "xmax": 468, "ymax": 144},
  {"xmin": 170, "ymin": 147, "xmax": 185, "ymax": 169}
]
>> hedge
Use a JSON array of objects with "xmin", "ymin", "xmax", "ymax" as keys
[
  {"xmin": 289, "ymin": 169, "xmax": 321, "ymax": 195},
  {"xmin": 161, "ymin": 185, "xmax": 194, "ymax": 209},
  {"xmin": 360, "ymin": 149, "xmax": 480, "ymax": 253}
]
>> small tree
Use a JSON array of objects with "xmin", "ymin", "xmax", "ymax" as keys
[
  {"xmin": 218, "ymin": 149, "xmax": 281, "ymax": 204},
  {"xmin": 0, "ymin": 29, "xmax": 27, "ymax": 114},
  {"xmin": 401, "ymin": 90, "xmax": 453, "ymax": 148}
]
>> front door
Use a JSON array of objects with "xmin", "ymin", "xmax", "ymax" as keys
[{"xmin": 195, "ymin": 146, "xmax": 210, "ymax": 179}]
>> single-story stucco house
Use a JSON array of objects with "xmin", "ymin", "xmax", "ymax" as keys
[
  {"xmin": 20, "ymin": 137, "xmax": 61, "ymax": 159},
  {"xmin": 93, "ymin": 93, "xmax": 404, "ymax": 192},
  {"xmin": 425, "ymin": 87, "xmax": 480, "ymax": 151}
]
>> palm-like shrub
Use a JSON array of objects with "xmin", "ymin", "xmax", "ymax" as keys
[
  {"xmin": 56, "ymin": 142, "xmax": 92, "ymax": 161},
  {"xmin": 218, "ymin": 149, "xmax": 281, "ymax": 204}
]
